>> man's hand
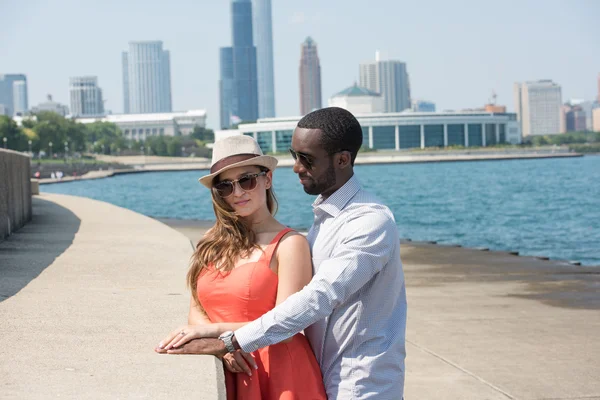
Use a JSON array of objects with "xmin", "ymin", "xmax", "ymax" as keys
[
  {"xmin": 222, "ymin": 351, "xmax": 258, "ymax": 376},
  {"xmin": 155, "ymin": 338, "xmax": 228, "ymax": 357},
  {"xmin": 154, "ymin": 338, "xmax": 258, "ymax": 374}
]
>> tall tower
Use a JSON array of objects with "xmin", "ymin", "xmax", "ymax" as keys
[
  {"xmin": 252, "ymin": 0, "xmax": 276, "ymax": 118},
  {"xmin": 299, "ymin": 37, "xmax": 322, "ymax": 115},
  {"xmin": 69, "ymin": 76, "xmax": 105, "ymax": 117},
  {"xmin": 122, "ymin": 41, "xmax": 172, "ymax": 114},
  {"xmin": 220, "ymin": 0, "xmax": 259, "ymax": 128},
  {"xmin": 0, "ymin": 74, "xmax": 28, "ymax": 116},
  {"xmin": 232, "ymin": 0, "xmax": 259, "ymax": 123},
  {"xmin": 359, "ymin": 53, "xmax": 411, "ymax": 113},
  {"xmin": 514, "ymin": 80, "xmax": 562, "ymax": 137}
]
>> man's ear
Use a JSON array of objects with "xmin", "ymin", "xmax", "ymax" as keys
[{"xmin": 337, "ymin": 151, "xmax": 352, "ymax": 169}]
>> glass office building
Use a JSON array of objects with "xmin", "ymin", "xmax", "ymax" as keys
[{"xmin": 217, "ymin": 111, "xmax": 521, "ymax": 154}]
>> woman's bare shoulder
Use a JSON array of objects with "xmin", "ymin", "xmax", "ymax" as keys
[{"xmin": 277, "ymin": 230, "xmax": 310, "ymax": 255}]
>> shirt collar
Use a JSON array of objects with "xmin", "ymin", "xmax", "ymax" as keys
[{"xmin": 312, "ymin": 174, "xmax": 361, "ymax": 217}]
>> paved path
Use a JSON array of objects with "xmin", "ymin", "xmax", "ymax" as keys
[
  {"xmin": 165, "ymin": 220, "xmax": 600, "ymax": 400},
  {"xmin": 0, "ymin": 194, "xmax": 225, "ymax": 399}
]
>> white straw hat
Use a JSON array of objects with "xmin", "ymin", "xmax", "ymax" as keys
[{"xmin": 198, "ymin": 135, "xmax": 278, "ymax": 188}]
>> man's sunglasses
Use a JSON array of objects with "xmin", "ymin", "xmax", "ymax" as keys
[
  {"xmin": 289, "ymin": 148, "xmax": 315, "ymax": 170},
  {"xmin": 289, "ymin": 148, "xmax": 349, "ymax": 170},
  {"xmin": 213, "ymin": 171, "xmax": 267, "ymax": 198}
]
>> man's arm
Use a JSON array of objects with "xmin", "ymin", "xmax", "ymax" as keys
[{"xmin": 234, "ymin": 210, "xmax": 397, "ymax": 353}]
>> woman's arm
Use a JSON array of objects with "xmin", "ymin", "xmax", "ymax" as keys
[
  {"xmin": 161, "ymin": 232, "xmax": 313, "ymax": 348},
  {"xmin": 273, "ymin": 232, "xmax": 313, "ymax": 305},
  {"xmin": 195, "ymin": 233, "xmax": 313, "ymax": 337},
  {"xmin": 188, "ymin": 295, "xmax": 212, "ymax": 325}
]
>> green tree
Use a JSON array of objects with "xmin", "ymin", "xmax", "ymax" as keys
[
  {"xmin": 190, "ymin": 126, "xmax": 215, "ymax": 142},
  {"xmin": 0, "ymin": 115, "xmax": 28, "ymax": 151},
  {"xmin": 166, "ymin": 136, "xmax": 182, "ymax": 156}
]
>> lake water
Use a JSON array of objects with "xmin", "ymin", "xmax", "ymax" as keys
[{"xmin": 42, "ymin": 155, "xmax": 600, "ymax": 266}]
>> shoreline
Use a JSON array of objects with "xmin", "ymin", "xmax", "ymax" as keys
[
  {"xmin": 38, "ymin": 151, "xmax": 583, "ymax": 185},
  {"xmin": 155, "ymin": 217, "xmax": 598, "ymax": 270}
]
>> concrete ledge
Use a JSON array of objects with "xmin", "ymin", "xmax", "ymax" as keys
[
  {"xmin": 0, "ymin": 193, "xmax": 225, "ymax": 399},
  {"xmin": 0, "ymin": 148, "xmax": 32, "ymax": 240},
  {"xmin": 30, "ymin": 178, "xmax": 39, "ymax": 195}
]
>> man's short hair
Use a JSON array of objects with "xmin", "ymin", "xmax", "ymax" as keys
[{"xmin": 297, "ymin": 107, "xmax": 363, "ymax": 165}]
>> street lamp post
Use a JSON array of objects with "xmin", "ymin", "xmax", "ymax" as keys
[
  {"xmin": 64, "ymin": 141, "xmax": 68, "ymax": 158},
  {"xmin": 49, "ymin": 141, "xmax": 53, "ymax": 158},
  {"xmin": 2, "ymin": 137, "xmax": 6, "ymax": 149},
  {"xmin": 28, "ymin": 140, "xmax": 32, "ymax": 154}
]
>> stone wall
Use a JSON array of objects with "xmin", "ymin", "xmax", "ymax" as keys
[{"xmin": 0, "ymin": 149, "xmax": 32, "ymax": 241}]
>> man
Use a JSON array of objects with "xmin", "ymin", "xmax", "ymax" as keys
[{"xmin": 160, "ymin": 107, "xmax": 407, "ymax": 399}]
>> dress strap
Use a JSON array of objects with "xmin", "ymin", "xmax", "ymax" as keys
[{"xmin": 261, "ymin": 228, "xmax": 295, "ymax": 266}]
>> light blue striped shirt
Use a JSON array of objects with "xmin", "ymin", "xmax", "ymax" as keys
[{"xmin": 235, "ymin": 175, "xmax": 407, "ymax": 399}]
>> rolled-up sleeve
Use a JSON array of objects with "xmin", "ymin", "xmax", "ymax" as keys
[{"xmin": 235, "ymin": 210, "xmax": 397, "ymax": 353}]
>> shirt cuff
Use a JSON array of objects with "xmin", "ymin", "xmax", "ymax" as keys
[{"xmin": 234, "ymin": 321, "xmax": 271, "ymax": 353}]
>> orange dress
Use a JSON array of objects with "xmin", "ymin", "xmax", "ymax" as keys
[{"xmin": 197, "ymin": 228, "xmax": 327, "ymax": 400}]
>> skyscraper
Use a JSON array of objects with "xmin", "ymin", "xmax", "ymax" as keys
[
  {"xmin": 0, "ymin": 74, "xmax": 28, "ymax": 116},
  {"xmin": 359, "ymin": 53, "xmax": 411, "ymax": 113},
  {"xmin": 514, "ymin": 80, "xmax": 562, "ymax": 137},
  {"xmin": 70, "ymin": 76, "xmax": 105, "ymax": 117},
  {"xmin": 299, "ymin": 37, "xmax": 322, "ymax": 115},
  {"xmin": 252, "ymin": 0, "xmax": 275, "ymax": 118},
  {"xmin": 597, "ymin": 73, "xmax": 600, "ymax": 104},
  {"xmin": 12, "ymin": 80, "xmax": 28, "ymax": 116},
  {"xmin": 122, "ymin": 41, "xmax": 172, "ymax": 114},
  {"xmin": 220, "ymin": 0, "xmax": 259, "ymax": 128},
  {"xmin": 219, "ymin": 47, "xmax": 235, "ymax": 129}
]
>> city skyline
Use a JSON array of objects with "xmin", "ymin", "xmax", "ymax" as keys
[{"xmin": 1, "ymin": 0, "xmax": 599, "ymax": 129}]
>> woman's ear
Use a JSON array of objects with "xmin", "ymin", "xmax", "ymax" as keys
[{"xmin": 265, "ymin": 170, "xmax": 273, "ymax": 189}]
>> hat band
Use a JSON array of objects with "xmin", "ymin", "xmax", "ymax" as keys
[{"xmin": 210, "ymin": 153, "xmax": 260, "ymax": 174}]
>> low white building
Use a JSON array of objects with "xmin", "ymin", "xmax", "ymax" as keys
[
  {"xmin": 31, "ymin": 95, "xmax": 69, "ymax": 117},
  {"xmin": 76, "ymin": 109, "xmax": 207, "ymax": 141},
  {"xmin": 328, "ymin": 83, "xmax": 384, "ymax": 114},
  {"xmin": 215, "ymin": 111, "xmax": 522, "ymax": 153}
]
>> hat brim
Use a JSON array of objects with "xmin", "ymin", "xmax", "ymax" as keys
[{"xmin": 198, "ymin": 155, "xmax": 279, "ymax": 188}]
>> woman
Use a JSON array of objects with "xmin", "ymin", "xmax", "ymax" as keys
[{"xmin": 157, "ymin": 135, "xmax": 326, "ymax": 400}]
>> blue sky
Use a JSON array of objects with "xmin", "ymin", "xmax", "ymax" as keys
[{"xmin": 1, "ymin": 0, "xmax": 599, "ymax": 129}]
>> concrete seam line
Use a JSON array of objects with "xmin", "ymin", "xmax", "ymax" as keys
[{"xmin": 406, "ymin": 339, "xmax": 516, "ymax": 399}]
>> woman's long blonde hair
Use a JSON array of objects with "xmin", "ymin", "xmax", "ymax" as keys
[{"xmin": 187, "ymin": 167, "xmax": 278, "ymax": 305}]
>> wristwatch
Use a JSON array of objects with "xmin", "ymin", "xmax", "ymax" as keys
[{"xmin": 219, "ymin": 331, "xmax": 236, "ymax": 353}]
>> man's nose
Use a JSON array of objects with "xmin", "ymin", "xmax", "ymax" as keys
[{"xmin": 292, "ymin": 157, "xmax": 305, "ymax": 174}]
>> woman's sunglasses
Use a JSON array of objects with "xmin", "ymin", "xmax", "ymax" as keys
[{"xmin": 213, "ymin": 171, "xmax": 267, "ymax": 198}]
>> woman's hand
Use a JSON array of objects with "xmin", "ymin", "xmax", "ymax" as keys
[{"xmin": 158, "ymin": 324, "xmax": 216, "ymax": 351}]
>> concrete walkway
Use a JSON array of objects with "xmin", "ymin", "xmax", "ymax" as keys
[
  {"xmin": 0, "ymin": 194, "xmax": 225, "ymax": 399},
  {"xmin": 165, "ymin": 220, "xmax": 600, "ymax": 400}
]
